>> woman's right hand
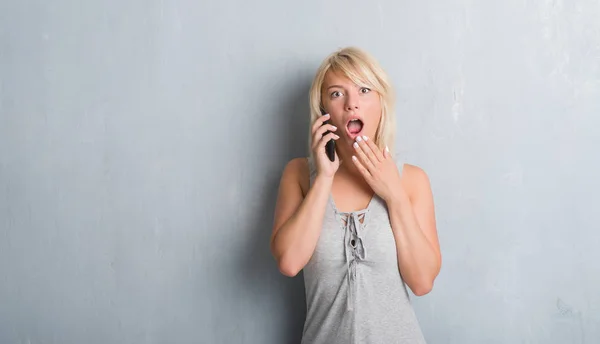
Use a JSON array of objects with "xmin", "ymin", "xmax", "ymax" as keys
[{"xmin": 311, "ymin": 113, "xmax": 340, "ymax": 178}]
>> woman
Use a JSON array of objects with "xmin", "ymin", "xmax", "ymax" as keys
[{"xmin": 270, "ymin": 47, "xmax": 441, "ymax": 343}]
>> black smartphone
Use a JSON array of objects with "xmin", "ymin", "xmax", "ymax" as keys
[{"xmin": 321, "ymin": 108, "xmax": 336, "ymax": 162}]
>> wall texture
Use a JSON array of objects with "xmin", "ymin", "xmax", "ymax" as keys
[{"xmin": 1, "ymin": 0, "xmax": 599, "ymax": 343}]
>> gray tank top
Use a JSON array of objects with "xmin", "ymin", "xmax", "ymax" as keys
[{"xmin": 301, "ymin": 155, "xmax": 427, "ymax": 344}]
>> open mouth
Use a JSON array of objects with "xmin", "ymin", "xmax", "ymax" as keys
[{"xmin": 346, "ymin": 118, "xmax": 364, "ymax": 136}]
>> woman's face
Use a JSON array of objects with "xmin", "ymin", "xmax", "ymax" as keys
[{"xmin": 321, "ymin": 70, "xmax": 382, "ymax": 152}]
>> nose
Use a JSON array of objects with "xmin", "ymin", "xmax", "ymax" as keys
[{"xmin": 345, "ymin": 94, "xmax": 359, "ymax": 111}]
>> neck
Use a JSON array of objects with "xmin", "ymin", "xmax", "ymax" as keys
[{"xmin": 336, "ymin": 152, "xmax": 363, "ymax": 179}]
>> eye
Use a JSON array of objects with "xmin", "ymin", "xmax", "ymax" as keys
[
  {"xmin": 360, "ymin": 87, "xmax": 371, "ymax": 94},
  {"xmin": 331, "ymin": 91, "xmax": 343, "ymax": 98}
]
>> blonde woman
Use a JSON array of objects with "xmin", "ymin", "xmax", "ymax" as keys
[{"xmin": 270, "ymin": 47, "xmax": 441, "ymax": 343}]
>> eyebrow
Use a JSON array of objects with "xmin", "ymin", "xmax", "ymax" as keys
[{"xmin": 326, "ymin": 85, "xmax": 344, "ymax": 90}]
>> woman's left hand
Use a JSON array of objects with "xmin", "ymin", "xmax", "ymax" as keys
[{"xmin": 351, "ymin": 136, "xmax": 404, "ymax": 203}]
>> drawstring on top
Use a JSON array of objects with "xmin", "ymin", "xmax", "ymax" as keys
[{"xmin": 341, "ymin": 210, "xmax": 368, "ymax": 311}]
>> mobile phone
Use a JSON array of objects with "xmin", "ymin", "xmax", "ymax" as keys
[{"xmin": 321, "ymin": 108, "xmax": 336, "ymax": 162}]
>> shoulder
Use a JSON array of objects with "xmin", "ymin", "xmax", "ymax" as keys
[
  {"xmin": 399, "ymin": 163, "xmax": 432, "ymax": 200},
  {"xmin": 280, "ymin": 157, "xmax": 310, "ymax": 197},
  {"xmin": 282, "ymin": 157, "xmax": 309, "ymax": 177},
  {"xmin": 401, "ymin": 163, "xmax": 429, "ymax": 181}
]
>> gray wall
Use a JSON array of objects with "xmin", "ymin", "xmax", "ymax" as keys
[{"xmin": 1, "ymin": 0, "xmax": 599, "ymax": 343}]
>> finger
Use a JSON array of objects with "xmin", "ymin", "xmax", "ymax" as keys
[
  {"xmin": 353, "ymin": 140, "xmax": 376, "ymax": 173},
  {"xmin": 383, "ymin": 145, "xmax": 390, "ymax": 159},
  {"xmin": 312, "ymin": 124, "xmax": 338, "ymax": 149},
  {"xmin": 318, "ymin": 124, "xmax": 338, "ymax": 137},
  {"xmin": 358, "ymin": 136, "xmax": 379, "ymax": 166},
  {"xmin": 311, "ymin": 113, "xmax": 331, "ymax": 134},
  {"xmin": 318, "ymin": 132, "xmax": 339, "ymax": 149},
  {"xmin": 352, "ymin": 155, "xmax": 372, "ymax": 179},
  {"xmin": 356, "ymin": 136, "xmax": 379, "ymax": 172},
  {"xmin": 362, "ymin": 136, "xmax": 385, "ymax": 161}
]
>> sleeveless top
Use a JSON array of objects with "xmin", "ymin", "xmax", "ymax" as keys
[{"xmin": 300, "ymin": 155, "xmax": 427, "ymax": 344}]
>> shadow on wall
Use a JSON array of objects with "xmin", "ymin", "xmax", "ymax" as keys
[{"xmin": 237, "ymin": 69, "xmax": 313, "ymax": 343}]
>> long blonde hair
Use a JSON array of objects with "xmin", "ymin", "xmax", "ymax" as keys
[{"xmin": 308, "ymin": 47, "xmax": 396, "ymax": 157}]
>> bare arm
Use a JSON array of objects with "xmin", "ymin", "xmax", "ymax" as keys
[
  {"xmin": 269, "ymin": 158, "xmax": 333, "ymax": 277},
  {"xmin": 350, "ymin": 137, "xmax": 441, "ymax": 295},
  {"xmin": 270, "ymin": 113, "xmax": 340, "ymax": 277},
  {"xmin": 388, "ymin": 165, "xmax": 441, "ymax": 296}
]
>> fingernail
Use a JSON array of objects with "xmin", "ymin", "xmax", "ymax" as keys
[
  {"xmin": 356, "ymin": 136, "xmax": 362, "ymax": 142},
  {"xmin": 353, "ymin": 142, "xmax": 359, "ymax": 148},
  {"xmin": 363, "ymin": 136, "xmax": 368, "ymax": 141},
  {"xmin": 352, "ymin": 156, "xmax": 357, "ymax": 161},
  {"xmin": 385, "ymin": 145, "xmax": 390, "ymax": 152},
  {"xmin": 334, "ymin": 134, "xmax": 339, "ymax": 139},
  {"xmin": 323, "ymin": 113, "xmax": 330, "ymax": 117},
  {"xmin": 332, "ymin": 126, "xmax": 337, "ymax": 130}
]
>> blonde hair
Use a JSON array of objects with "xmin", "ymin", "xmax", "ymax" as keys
[{"xmin": 308, "ymin": 46, "xmax": 396, "ymax": 157}]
